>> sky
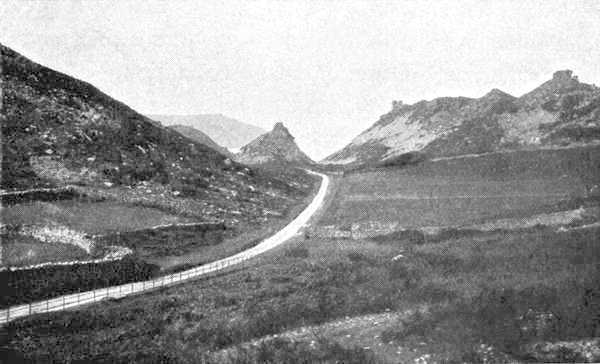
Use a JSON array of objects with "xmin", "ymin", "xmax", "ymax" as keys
[{"xmin": 1, "ymin": 1, "xmax": 599, "ymax": 160}]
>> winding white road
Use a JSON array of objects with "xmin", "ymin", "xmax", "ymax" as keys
[{"xmin": 1, "ymin": 170, "xmax": 330, "ymax": 323}]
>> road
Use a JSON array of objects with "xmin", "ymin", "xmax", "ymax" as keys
[{"xmin": 1, "ymin": 170, "xmax": 330, "ymax": 323}]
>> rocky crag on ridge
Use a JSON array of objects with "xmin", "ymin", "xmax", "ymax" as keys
[
  {"xmin": 235, "ymin": 122, "xmax": 314, "ymax": 166},
  {"xmin": 324, "ymin": 70, "xmax": 600, "ymax": 166}
]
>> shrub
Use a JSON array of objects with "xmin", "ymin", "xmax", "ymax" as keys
[
  {"xmin": 284, "ymin": 245, "xmax": 310, "ymax": 259},
  {"xmin": 347, "ymin": 251, "xmax": 372, "ymax": 264}
]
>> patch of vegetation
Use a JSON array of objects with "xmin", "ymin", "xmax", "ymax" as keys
[
  {"xmin": 1, "ymin": 233, "xmax": 90, "ymax": 267},
  {"xmin": 284, "ymin": 245, "xmax": 310, "ymax": 259},
  {"xmin": 0, "ymin": 256, "xmax": 159, "ymax": 308},
  {"xmin": 381, "ymin": 282, "xmax": 600, "ymax": 361},
  {"xmin": 96, "ymin": 225, "xmax": 224, "ymax": 259},
  {"xmin": 222, "ymin": 337, "xmax": 377, "ymax": 364},
  {"xmin": 377, "ymin": 151, "xmax": 427, "ymax": 168}
]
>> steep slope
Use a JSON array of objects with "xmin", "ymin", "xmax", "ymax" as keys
[
  {"xmin": 149, "ymin": 114, "xmax": 266, "ymax": 151},
  {"xmin": 168, "ymin": 124, "xmax": 232, "ymax": 157},
  {"xmin": 235, "ymin": 123, "xmax": 314, "ymax": 166},
  {"xmin": 324, "ymin": 70, "xmax": 600, "ymax": 166},
  {"xmin": 1, "ymin": 43, "xmax": 312, "ymax": 226}
]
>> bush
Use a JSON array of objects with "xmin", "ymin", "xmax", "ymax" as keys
[
  {"xmin": 347, "ymin": 251, "xmax": 372, "ymax": 264},
  {"xmin": 378, "ymin": 151, "xmax": 427, "ymax": 168},
  {"xmin": 284, "ymin": 245, "xmax": 310, "ymax": 259}
]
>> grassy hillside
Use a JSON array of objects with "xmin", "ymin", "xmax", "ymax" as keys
[{"xmin": 324, "ymin": 146, "xmax": 600, "ymax": 229}]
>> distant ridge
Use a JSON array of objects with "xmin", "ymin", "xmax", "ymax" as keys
[
  {"xmin": 168, "ymin": 124, "xmax": 232, "ymax": 157},
  {"xmin": 324, "ymin": 70, "xmax": 600, "ymax": 166},
  {"xmin": 149, "ymin": 114, "xmax": 266, "ymax": 151}
]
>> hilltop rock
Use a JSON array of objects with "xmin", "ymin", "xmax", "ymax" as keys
[
  {"xmin": 323, "ymin": 70, "xmax": 600, "ymax": 166},
  {"xmin": 518, "ymin": 69, "xmax": 592, "ymax": 107},
  {"xmin": 235, "ymin": 122, "xmax": 314, "ymax": 166}
]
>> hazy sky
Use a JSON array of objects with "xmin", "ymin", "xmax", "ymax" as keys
[{"xmin": 2, "ymin": 1, "xmax": 599, "ymax": 160}]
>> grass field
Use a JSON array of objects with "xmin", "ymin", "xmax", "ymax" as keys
[
  {"xmin": 323, "ymin": 147, "xmax": 599, "ymax": 228},
  {"xmin": 3, "ymin": 224, "xmax": 598, "ymax": 362},
  {"xmin": 1, "ymin": 200, "xmax": 195, "ymax": 235}
]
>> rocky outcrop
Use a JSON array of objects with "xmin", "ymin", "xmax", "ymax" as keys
[
  {"xmin": 324, "ymin": 70, "xmax": 600, "ymax": 166},
  {"xmin": 235, "ymin": 122, "xmax": 314, "ymax": 166}
]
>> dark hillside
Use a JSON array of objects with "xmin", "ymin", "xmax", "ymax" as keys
[{"xmin": 1, "ymin": 43, "xmax": 313, "ymax": 226}]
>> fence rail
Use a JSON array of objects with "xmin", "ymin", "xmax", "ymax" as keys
[{"xmin": 0, "ymin": 171, "xmax": 329, "ymax": 324}]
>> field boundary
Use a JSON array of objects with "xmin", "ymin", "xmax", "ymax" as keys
[
  {"xmin": 0, "ymin": 186, "xmax": 85, "ymax": 205},
  {"xmin": 0, "ymin": 170, "xmax": 329, "ymax": 324}
]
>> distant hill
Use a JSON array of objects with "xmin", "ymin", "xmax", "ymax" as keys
[
  {"xmin": 323, "ymin": 70, "xmax": 600, "ymax": 166},
  {"xmin": 1, "ymin": 43, "xmax": 311, "ymax": 225},
  {"xmin": 149, "ymin": 114, "xmax": 266, "ymax": 151},
  {"xmin": 235, "ymin": 122, "xmax": 314, "ymax": 166},
  {"xmin": 168, "ymin": 124, "xmax": 232, "ymax": 157}
]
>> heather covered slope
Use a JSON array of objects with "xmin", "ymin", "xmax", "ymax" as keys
[
  {"xmin": 235, "ymin": 122, "xmax": 315, "ymax": 166},
  {"xmin": 1, "ymin": 43, "xmax": 313, "ymax": 226},
  {"xmin": 149, "ymin": 114, "xmax": 266, "ymax": 151},
  {"xmin": 324, "ymin": 70, "xmax": 600, "ymax": 166},
  {"xmin": 169, "ymin": 124, "xmax": 232, "ymax": 158}
]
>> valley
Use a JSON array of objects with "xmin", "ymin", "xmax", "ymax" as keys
[{"xmin": 2, "ymin": 27, "xmax": 600, "ymax": 364}]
